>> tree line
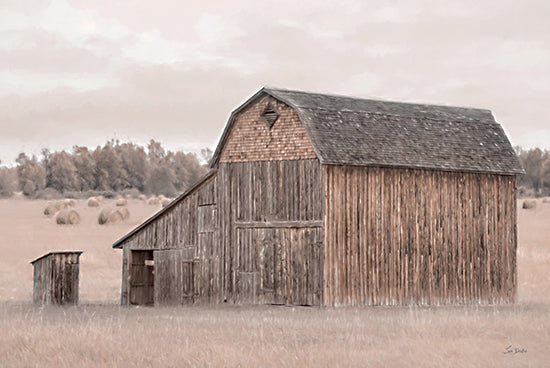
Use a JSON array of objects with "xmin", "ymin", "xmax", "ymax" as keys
[
  {"xmin": 0, "ymin": 140, "xmax": 211, "ymax": 198},
  {"xmin": 1, "ymin": 144, "xmax": 548, "ymax": 198},
  {"xmin": 516, "ymin": 147, "xmax": 550, "ymax": 196}
]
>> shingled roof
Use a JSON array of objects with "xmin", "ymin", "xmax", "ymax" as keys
[{"xmin": 210, "ymin": 87, "xmax": 524, "ymax": 175}]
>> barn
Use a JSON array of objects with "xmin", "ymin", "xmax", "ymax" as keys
[{"xmin": 113, "ymin": 87, "xmax": 523, "ymax": 307}]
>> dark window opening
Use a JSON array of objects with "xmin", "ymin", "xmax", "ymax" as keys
[{"xmin": 260, "ymin": 103, "xmax": 280, "ymax": 129}]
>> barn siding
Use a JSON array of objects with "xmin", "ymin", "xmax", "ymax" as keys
[
  {"xmin": 121, "ymin": 174, "xmax": 221, "ymax": 305},
  {"xmin": 219, "ymin": 159, "xmax": 325, "ymax": 305},
  {"xmin": 219, "ymin": 95, "xmax": 317, "ymax": 163},
  {"xmin": 324, "ymin": 165, "xmax": 517, "ymax": 306}
]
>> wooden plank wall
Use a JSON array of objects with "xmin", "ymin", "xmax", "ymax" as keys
[
  {"xmin": 154, "ymin": 249, "xmax": 194, "ymax": 305},
  {"xmin": 219, "ymin": 159, "xmax": 325, "ymax": 306},
  {"xmin": 121, "ymin": 174, "xmax": 221, "ymax": 305},
  {"xmin": 33, "ymin": 257, "xmax": 52, "ymax": 305},
  {"xmin": 33, "ymin": 253, "xmax": 81, "ymax": 306},
  {"xmin": 51, "ymin": 253, "xmax": 81, "ymax": 305},
  {"xmin": 324, "ymin": 165, "xmax": 517, "ymax": 306}
]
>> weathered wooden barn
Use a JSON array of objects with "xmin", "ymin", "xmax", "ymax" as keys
[
  {"xmin": 113, "ymin": 87, "xmax": 523, "ymax": 307},
  {"xmin": 31, "ymin": 251, "xmax": 82, "ymax": 306}
]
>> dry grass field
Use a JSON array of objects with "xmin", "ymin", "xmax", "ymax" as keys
[{"xmin": 0, "ymin": 197, "xmax": 549, "ymax": 367}]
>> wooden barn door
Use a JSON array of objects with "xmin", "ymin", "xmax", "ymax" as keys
[
  {"xmin": 154, "ymin": 249, "xmax": 195, "ymax": 305},
  {"xmin": 258, "ymin": 229, "xmax": 286, "ymax": 305},
  {"xmin": 236, "ymin": 228, "xmax": 285, "ymax": 304},
  {"xmin": 236, "ymin": 227, "xmax": 323, "ymax": 306},
  {"xmin": 129, "ymin": 250, "xmax": 154, "ymax": 306},
  {"xmin": 288, "ymin": 228, "xmax": 323, "ymax": 306}
]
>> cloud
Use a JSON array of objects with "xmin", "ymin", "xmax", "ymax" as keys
[{"xmin": 0, "ymin": 29, "xmax": 111, "ymax": 74}]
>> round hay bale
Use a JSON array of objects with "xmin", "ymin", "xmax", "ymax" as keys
[
  {"xmin": 161, "ymin": 198, "xmax": 172, "ymax": 208},
  {"xmin": 63, "ymin": 199, "xmax": 76, "ymax": 207},
  {"xmin": 542, "ymin": 197, "xmax": 550, "ymax": 204},
  {"xmin": 98, "ymin": 208, "xmax": 123, "ymax": 225},
  {"xmin": 116, "ymin": 198, "xmax": 128, "ymax": 207},
  {"xmin": 138, "ymin": 194, "xmax": 147, "ymax": 201},
  {"xmin": 522, "ymin": 199, "xmax": 537, "ymax": 210},
  {"xmin": 96, "ymin": 195, "xmax": 105, "ymax": 203},
  {"xmin": 43, "ymin": 201, "xmax": 69, "ymax": 216},
  {"xmin": 118, "ymin": 207, "xmax": 130, "ymax": 220},
  {"xmin": 148, "ymin": 197, "xmax": 159, "ymax": 205},
  {"xmin": 88, "ymin": 197, "xmax": 100, "ymax": 207},
  {"xmin": 43, "ymin": 204, "xmax": 59, "ymax": 217},
  {"xmin": 56, "ymin": 209, "xmax": 80, "ymax": 225}
]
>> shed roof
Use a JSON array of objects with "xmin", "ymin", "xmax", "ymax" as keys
[
  {"xmin": 210, "ymin": 87, "xmax": 523, "ymax": 175},
  {"xmin": 30, "ymin": 251, "xmax": 83, "ymax": 264}
]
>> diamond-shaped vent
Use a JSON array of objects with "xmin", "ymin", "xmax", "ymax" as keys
[{"xmin": 260, "ymin": 103, "xmax": 280, "ymax": 129}]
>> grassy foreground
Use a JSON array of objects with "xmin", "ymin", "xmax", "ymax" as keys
[{"xmin": 0, "ymin": 302, "xmax": 547, "ymax": 367}]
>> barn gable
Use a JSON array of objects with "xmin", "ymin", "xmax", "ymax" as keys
[{"xmin": 216, "ymin": 93, "xmax": 317, "ymax": 163}]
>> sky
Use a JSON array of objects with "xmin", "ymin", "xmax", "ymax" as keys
[{"xmin": 1, "ymin": 0, "xmax": 549, "ymax": 166}]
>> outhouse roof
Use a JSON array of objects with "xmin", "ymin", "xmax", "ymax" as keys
[{"xmin": 30, "ymin": 251, "xmax": 83, "ymax": 264}]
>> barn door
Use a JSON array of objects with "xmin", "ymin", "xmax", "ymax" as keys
[
  {"xmin": 236, "ymin": 227, "xmax": 322, "ymax": 306},
  {"xmin": 154, "ymin": 249, "xmax": 195, "ymax": 305},
  {"xmin": 258, "ymin": 229, "xmax": 286, "ymax": 305},
  {"xmin": 236, "ymin": 228, "xmax": 257, "ymax": 304},
  {"xmin": 129, "ymin": 250, "xmax": 154, "ymax": 306},
  {"xmin": 288, "ymin": 228, "xmax": 323, "ymax": 306}
]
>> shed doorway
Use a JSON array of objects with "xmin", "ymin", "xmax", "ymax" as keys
[{"xmin": 129, "ymin": 250, "xmax": 154, "ymax": 305}]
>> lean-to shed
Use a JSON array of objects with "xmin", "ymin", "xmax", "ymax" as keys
[
  {"xmin": 31, "ymin": 251, "xmax": 82, "ymax": 306},
  {"xmin": 113, "ymin": 87, "xmax": 523, "ymax": 307}
]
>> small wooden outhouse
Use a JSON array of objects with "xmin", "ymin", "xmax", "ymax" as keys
[{"xmin": 31, "ymin": 251, "xmax": 83, "ymax": 306}]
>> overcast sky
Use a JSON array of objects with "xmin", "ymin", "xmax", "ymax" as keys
[{"xmin": 1, "ymin": 0, "xmax": 549, "ymax": 165}]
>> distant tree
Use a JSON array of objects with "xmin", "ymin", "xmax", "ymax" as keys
[
  {"xmin": 542, "ymin": 151, "xmax": 550, "ymax": 193},
  {"xmin": 15, "ymin": 153, "xmax": 46, "ymax": 196},
  {"xmin": 145, "ymin": 166, "xmax": 177, "ymax": 196},
  {"xmin": 119, "ymin": 143, "xmax": 148, "ymax": 192},
  {"xmin": 147, "ymin": 139, "xmax": 166, "ymax": 164},
  {"xmin": 518, "ymin": 147, "xmax": 544, "ymax": 194},
  {"xmin": 199, "ymin": 148, "xmax": 213, "ymax": 166},
  {"xmin": 72, "ymin": 146, "xmax": 96, "ymax": 191},
  {"xmin": 48, "ymin": 151, "xmax": 79, "ymax": 192},
  {"xmin": 0, "ymin": 165, "xmax": 17, "ymax": 197},
  {"xmin": 92, "ymin": 140, "xmax": 128, "ymax": 191}
]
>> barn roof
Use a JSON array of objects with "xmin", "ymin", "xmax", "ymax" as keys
[{"xmin": 210, "ymin": 87, "xmax": 523, "ymax": 175}]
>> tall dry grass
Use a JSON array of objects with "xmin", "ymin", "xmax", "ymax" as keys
[
  {"xmin": 0, "ymin": 198, "xmax": 548, "ymax": 367},
  {"xmin": 0, "ymin": 303, "xmax": 548, "ymax": 367}
]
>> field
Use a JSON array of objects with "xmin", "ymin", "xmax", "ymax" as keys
[{"xmin": 0, "ymin": 198, "xmax": 549, "ymax": 367}]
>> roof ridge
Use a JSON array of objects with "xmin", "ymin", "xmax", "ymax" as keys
[
  {"xmin": 296, "ymin": 106, "xmax": 496, "ymax": 124},
  {"xmin": 265, "ymin": 87, "xmax": 491, "ymax": 113}
]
